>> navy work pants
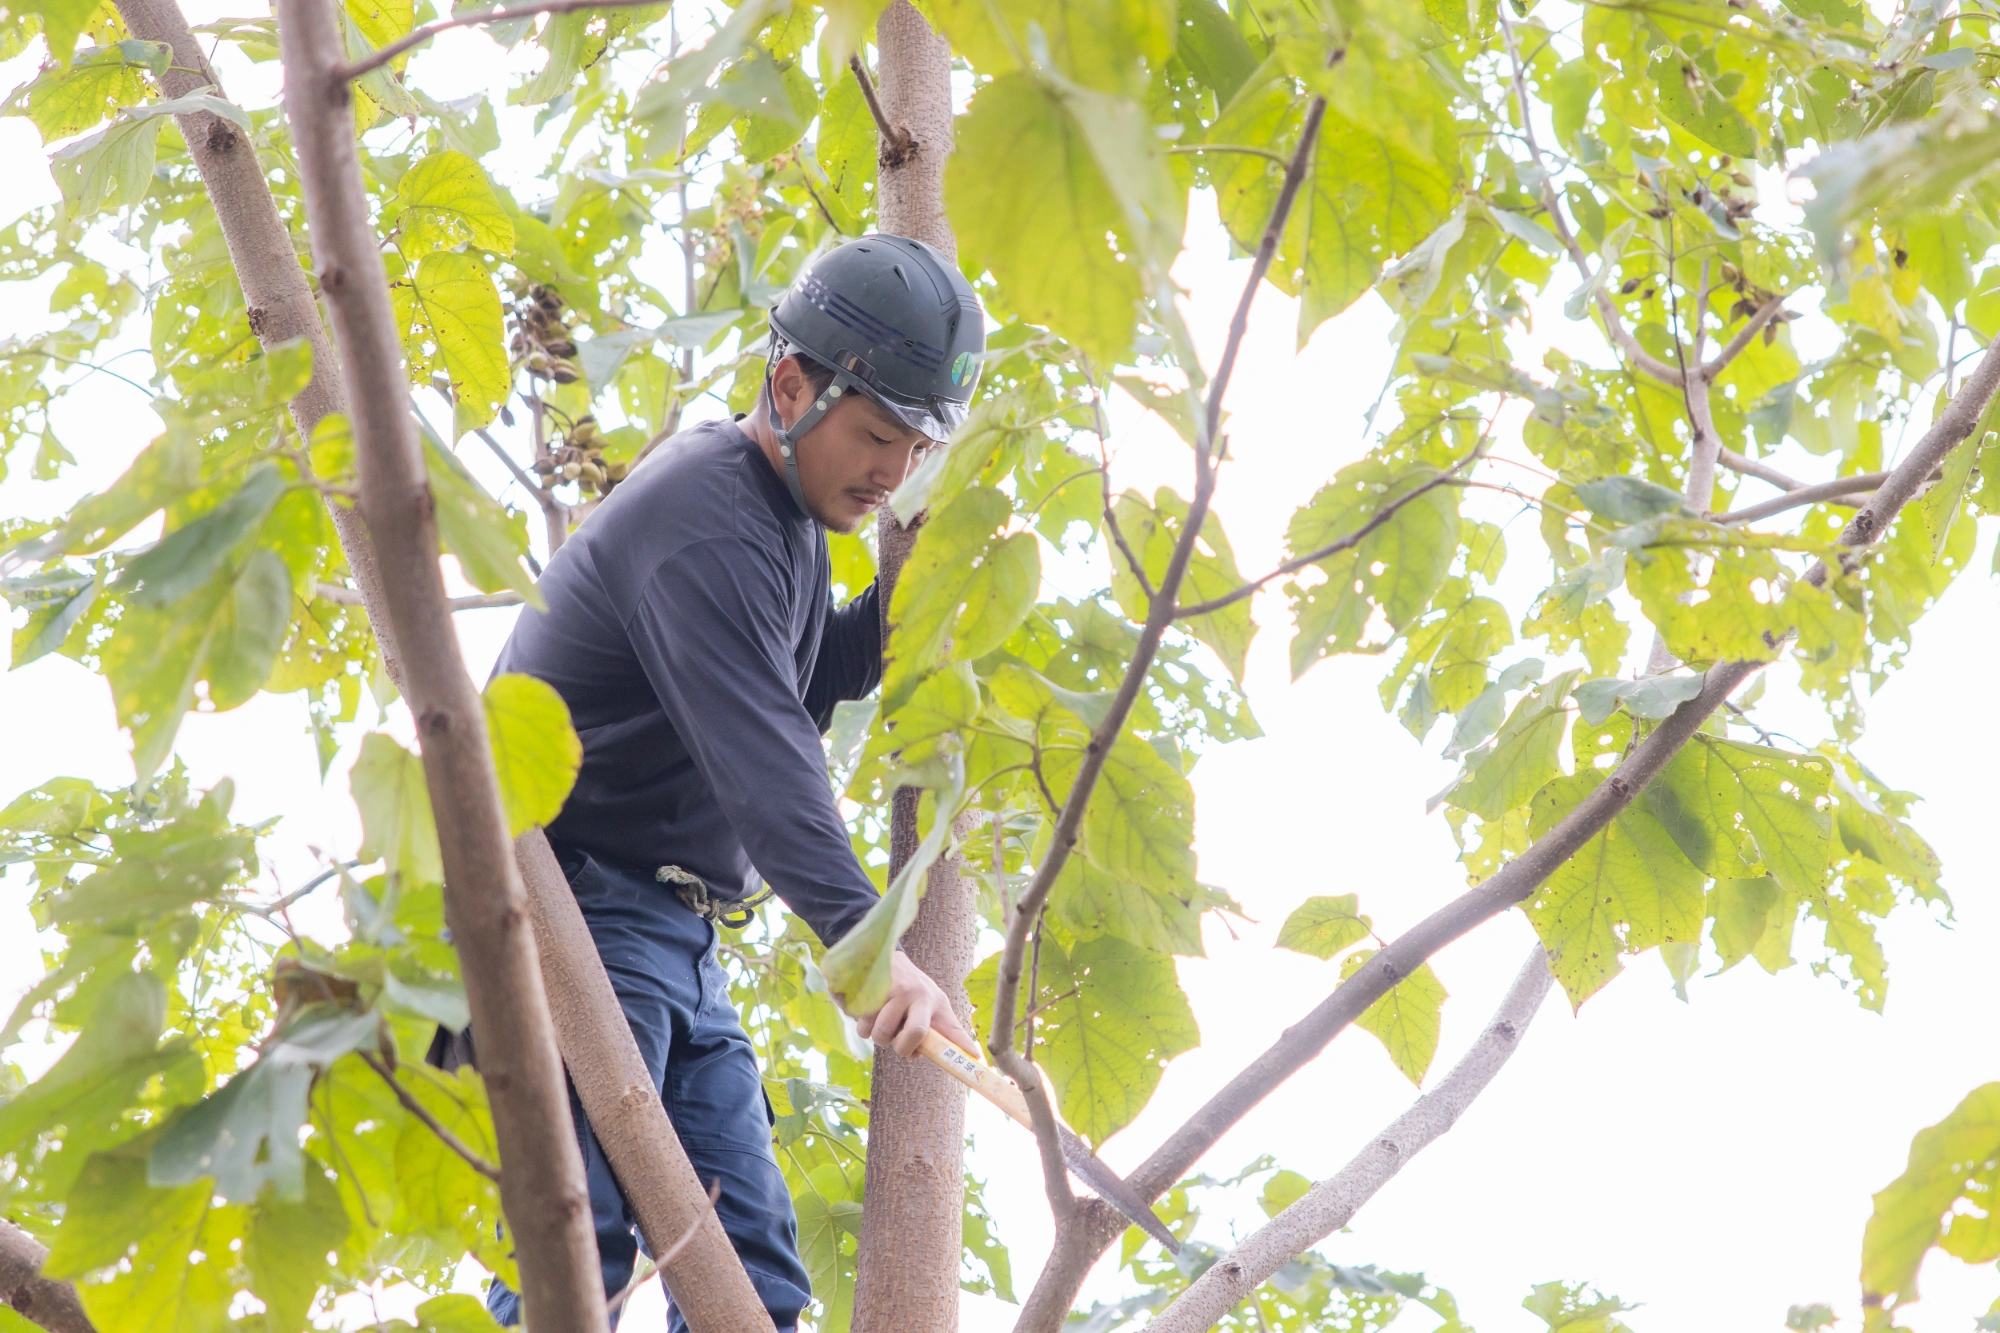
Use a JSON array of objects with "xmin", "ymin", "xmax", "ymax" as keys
[{"xmin": 483, "ymin": 845, "xmax": 812, "ymax": 1331}]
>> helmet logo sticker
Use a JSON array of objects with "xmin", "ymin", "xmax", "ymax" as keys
[{"xmin": 952, "ymin": 351, "xmax": 975, "ymax": 385}]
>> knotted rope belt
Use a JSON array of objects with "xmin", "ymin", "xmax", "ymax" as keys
[{"xmin": 655, "ymin": 863, "xmax": 773, "ymax": 928}]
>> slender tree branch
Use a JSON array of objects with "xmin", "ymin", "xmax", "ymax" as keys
[
  {"xmin": 337, "ymin": 0, "xmax": 661, "ymax": 80},
  {"xmin": 985, "ymin": 52, "xmax": 1339, "ymax": 1128},
  {"xmin": 1174, "ymin": 451, "xmax": 1485, "ymax": 619},
  {"xmin": 316, "ymin": 581, "xmax": 522, "ymax": 611},
  {"xmin": 606, "ymin": 1179, "xmax": 723, "ymax": 1316},
  {"xmin": 1011, "ymin": 335, "xmax": 2000, "ymax": 1333},
  {"xmin": 1714, "ymin": 473, "xmax": 1884, "ymax": 525},
  {"xmin": 1495, "ymin": 7, "xmax": 1684, "ymax": 389},
  {"xmin": 1703, "ymin": 293, "xmax": 1788, "ymax": 378},
  {"xmin": 849, "ymin": 54, "xmax": 916, "ymax": 166},
  {"xmin": 359, "ymin": 1050, "xmax": 502, "ymax": 1181},
  {"xmin": 1145, "ymin": 947, "xmax": 1554, "ymax": 1333},
  {"xmin": 0, "ymin": 1219, "xmax": 93, "ymax": 1333},
  {"xmin": 1718, "ymin": 445, "xmax": 1807, "ymax": 492}
]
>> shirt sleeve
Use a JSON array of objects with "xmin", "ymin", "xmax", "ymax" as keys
[
  {"xmin": 629, "ymin": 536, "xmax": 880, "ymax": 946},
  {"xmin": 804, "ymin": 581, "xmax": 882, "ymax": 731}
]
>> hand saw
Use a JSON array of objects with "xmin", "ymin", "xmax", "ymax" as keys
[{"xmin": 917, "ymin": 1029, "xmax": 1180, "ymax": 1254}]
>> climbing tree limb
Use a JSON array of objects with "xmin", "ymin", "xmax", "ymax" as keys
[
  {"xmin": 0, "ymin": 1220, "xmax": 93, "ymax": 1333},
  {"xmin": 1010, "ymin": 339, "xmax": 2000, "ymax": 1332},
  {"xmin": 1145, "ymin": 946, "xmax": 1555, "ymax": 1333},
  {"xmin": 277, "ymin": 2, "xmax": 611, "ymax": 1325}
]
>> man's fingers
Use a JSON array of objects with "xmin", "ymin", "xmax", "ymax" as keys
[
  {"xmin": 870, "ymin": 993, "xmax": 912, "ymax": 1049},
  {"xmin": 891, "ymin": 994, "xmax": 930, "ymax": 1058},
  {"xmin": 933, "ymin": 1006, "xmax": 978, "ymax": 1057}
]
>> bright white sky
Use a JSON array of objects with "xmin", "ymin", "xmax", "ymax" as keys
[{"xmin": 3, "ymin": 8, "xmax": 1999, "ymax": 1333}]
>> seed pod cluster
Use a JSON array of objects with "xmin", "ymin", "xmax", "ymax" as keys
[
  {"xmin": 510, "ymin": 283, "xmax": 582, "ymax": 384},
  {"xmin": 531, "ymin": 414, "xmax": 630, "ymax": 496}
]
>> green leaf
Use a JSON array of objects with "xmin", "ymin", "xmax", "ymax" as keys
[
  {"xmin": 1446, "ymin": 671, "xmax": 1579, "ymax": 821},
  {"xmin": 395, "ymin": 150, "xmax": 517, "ymax": 259},
  {"xmin": 1572, "ymin": 672, "xmax": 1703, "ymax": 726},
  {"xmin": 395, "ymin": 251, "xmax": 511, "ymax": 434},
  {"xmin": 423, "ymin": 435, "xmax": 542, "ymax": 607},
  {"xmin": 1340, "ymin": 948, "xmax": 1448, "ymax": 1085},
  {"xmin": 483, "ymin": 672, "xmax": 582, "ymax": 837},
  {"xmin": 351, "ymin": 731, "xmax": 443, "ymax": 886},
  {"xmin": 1275, "ymin": 894, "xmax": 1373, "ymax": 959},
  {"xmin": 1175, "ymin": 0, "xmax": 1258, "ymax": 104},
  {"xmin": 116, "ymin": 465, "xmax": 287, "ymax": 607},
  {"xmin": 48, "ymin": 433, "xmax": 200, "ymax": 555},
  {"xmin": 411, "ymin": 1294, "xmax": 509, "ymax": 1333},
  {"xmin": 948, "ymin": 73, "xmax": 1143, "ymax": 366},
  {"xmin": 5, "ymin": 563, "xmax": 103, "ymax": 666},
  {"xmin": 13, "ymin": 43, "xmax": 160, "ymax": 142},
  {"xmin": 970, "ymin": 934, "xmax": 1199, "ymax": 1146},
  {"xmin": 1044, "ymin": 731, "xmax": 1198, "ymax": 899},
  {"xmin": 1525, "ymin": 771, "xmax": 1707, "ymax": 1006},
  {"xmin": 1649, "ymin": 49, "xmax": 1757, "ymax": 157},
  {"xmin": 1710, "ymin": 876, "xmax": 1797, "ymax": 975},
  {"xmin": 1106, "ymin": 488, "xmax": 1256, "ymax": 684},
  {"xmin": 1488, "ymin": 206, "xmax": 1563, "ymax": 256},
  {"xmin": 1574, "ymin": 475, "xmax": 1684, "ymax": 524},
  {"xmin": 50, "ymin": 110, "xmax": 166, "ymax": 217},
  {"xmin": 0, "ymin": 971, "xmax": 193, "ymax": 1161},
  {"xmin": 1644, "ymin": 736, "xmax": 1832, "ymax": 898},
  {"xmin": 510, "ymin": 10, "xmax": 601, "ymax": 105},
  {"xmin": 1863, "ymin": 1083, "xmax": 2000, "ymax": 1311},
  {"xmin": 883, "ymin": 486, "xmax": 1035, "ymax": 712},
  {"xmin": 1210, "ymin": 72, "xmax": 1455, "ymax": 343},
  {"xmin": 201, "ymin": 549, "xmax": 292, "ymax": 710},
  {"xmin": 1286, "ymin": 460, "xmax": 1461, "ymax": 677},
  {"xmin": 24, "ymin": 0, "xmax": 108, "ymax": 65},
  {"xmin": 1920, "ymin": 426, "xmax": 1983, "ymax": 563}
]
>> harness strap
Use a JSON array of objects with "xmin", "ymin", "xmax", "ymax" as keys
[{"xmin": 656, "ymin": 863, "xmax": 774, "ymax": 929}]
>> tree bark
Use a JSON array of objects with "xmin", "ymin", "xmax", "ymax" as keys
[
  {"xmin": 516, "ymin": 835, "xmax": 776, "ymax": 1331},
  {"xmin": 0, "ymin": 1221, "xmax": 92, "ymax": 1333},
  {"xmin": 118, "ymin": 0, "xmax": 770, "ymax": 1323},
  {"xmin": 852, "ymin": 8, "xmax": 977, "ymax": 1330},
  {"xmin": 1144, "ymin": 948, "xmax": 1553, "ymax": 1333},
  {"xmin": 275, "ymin": 4, "xmax": 606, "ymax": 1327}
]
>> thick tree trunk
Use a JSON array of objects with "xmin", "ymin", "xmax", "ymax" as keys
[
  {"xmin": 114, "ymin": 2, "xmax": 767, "ymax": 1325},
  {"xmin": 0, "ymin": 1221, "xmax": 92, "ymax": 1333},
  {"xmin": 852, "ymin": 7, "xmax": 977, "ymax": 1330},
  {"xmin": 275, "ymin": 4, "xmax": 607, "ymax": 1326}
]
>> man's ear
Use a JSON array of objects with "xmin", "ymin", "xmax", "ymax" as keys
[{"xmin": 769, "ymin": 354, "xmax": 810, "ymax": 421}]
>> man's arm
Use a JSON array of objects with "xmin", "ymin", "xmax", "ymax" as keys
[
  {"xmin": 629, "ymin": 540, "xmax": 969, "ymax": 1054},
  {"xmin": 804, "ymin": 580, "xmax": 881, "ymax": 731}
]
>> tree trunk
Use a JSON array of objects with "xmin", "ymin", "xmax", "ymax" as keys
[
  {"xmin": 0, "ymin": 1221, "xmax": 92, "ymax": 1333},
  {"xmin": 275, "ymin": 4, "xmax": 606, "ymax": 1326},
  {"xmin": 852, "ymin": 7, "xmax": 977, "ymax": 1330},
  {"xmin": 112, "ymin": 1, "xmax": 768, "ymax": 1324}
]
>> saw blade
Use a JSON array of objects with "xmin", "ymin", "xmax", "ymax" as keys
[{"xmin": 1055, "ymin": 1125, "xmax": 1180, "ymax": 1254}]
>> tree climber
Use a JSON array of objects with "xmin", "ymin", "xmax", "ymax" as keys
[{"xmin": 460, "ymin": 235, "xmax": 986, "ymax": 1329}]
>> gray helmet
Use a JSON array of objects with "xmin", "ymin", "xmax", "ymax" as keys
[{"xmin": 765, "ymin": 234, "xmax": 985, "ymax": 516}]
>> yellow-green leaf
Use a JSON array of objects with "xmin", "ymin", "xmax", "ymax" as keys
[
  {"xmin": 483, "ymin": 672, "xmax": 582, "ymax": 837},
  {"xmin": 1340, "ymin": 948, "xmax": 1448, "ymax": 1085},
  {"xmin": 1275, "ymin": 894, "xmax": 1373, "ymax": 959},
  {"xmin": 424, "ymin": 436, "xmax": 542, "ymax": 608},
  {"xmin": 395, "ymin": 251, "xmax": 511, "ymax": 434},
  {"xmin": 396, "ymin": 150, "xmax": 517, "ymax": 259},
  {"xmin": 350, "ymin": 731, "xmax": 443, "ymax": 886}
]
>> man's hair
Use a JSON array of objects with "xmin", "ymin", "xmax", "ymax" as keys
[{"xmin": 763, "ymin": 346, "xmax": 838, "ymax": 413}]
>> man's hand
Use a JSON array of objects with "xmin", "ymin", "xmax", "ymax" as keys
[{"xmin": 848, "ymin": 950, "xmax": 978, "ymax": 1058}]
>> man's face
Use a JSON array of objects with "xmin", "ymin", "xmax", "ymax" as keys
[{"xmin": 771, "ymin": 357, "xmax": 933, "ymax": 533}]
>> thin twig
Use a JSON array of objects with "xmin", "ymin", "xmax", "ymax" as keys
[
  {"xmin": 1703, "ymin": 293, "xmax": 1788, "ymax": 378},
  {"xmin": 1717, "ymin": 445, "xmax": 1806, "ymax": 492},
  {"xmin": 1714, "ymin": 473, "xmax": 1884, "ymax": 525},
  {"xmin": 266, "ymin": 859, "xmax": 361, "ymax": 914},
  {"xmin": 606, "ymin": 1179, "xmax": 723, "ymax": 1316},
  {"xmin": 1090, "ymin": 385, "xmax": 1155, "ymax": 602},
  {"xmin": 848, "ymin": 54, "xmax": 915, "ymax": 166},
  {"xmin": 358, "ymin": 1051, "xmax": 502, "ymax": 1181},
  {"xmin": 985, "ymin": 47, "xmax": 1344, "ymax": 1219},
  {"xmin": 337, "ymin": 0, "xmax": 661, "ymax": 80},
  {"xmin": 1495, "ymin": 7, "xmax": 1684, "ymax": 388},
  {"xmin": 316, "ymin": 581, "xmax": 522, "ymax": 611}
]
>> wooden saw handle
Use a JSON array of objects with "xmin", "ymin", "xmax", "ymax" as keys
[{"xmin": 918, "ymin": 1028, "xmax": 1034, "ymax": 1131}]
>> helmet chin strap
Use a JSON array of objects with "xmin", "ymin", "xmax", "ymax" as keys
[{"xmin": 770, "ymin": 365, "xmax": 856, "ymax": 524}]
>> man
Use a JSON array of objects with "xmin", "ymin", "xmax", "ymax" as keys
[{"xmin": 482, "ymin": 235, "xmax": 985, "ymax": 1329}]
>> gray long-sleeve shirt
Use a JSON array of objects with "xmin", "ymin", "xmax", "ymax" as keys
[{"xmin": 493, "ymin": 416, "xmax": 883, "ymax": 946}]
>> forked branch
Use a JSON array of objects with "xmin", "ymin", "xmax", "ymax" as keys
[
  {"xmin": 359, "ymin": 1051, "xmax": 502, "ymax": 1181},
  {"xmin": 1010, "ymin": 335, "xmax": 2000, "ymax": 1332},
  {"xmin": 848, "ymin": 54, "xmax": 917, "ymax": 166},
  {"xmin": 1144, "ymin": 946, "xmax": 1554, "ymax": 1333}
]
